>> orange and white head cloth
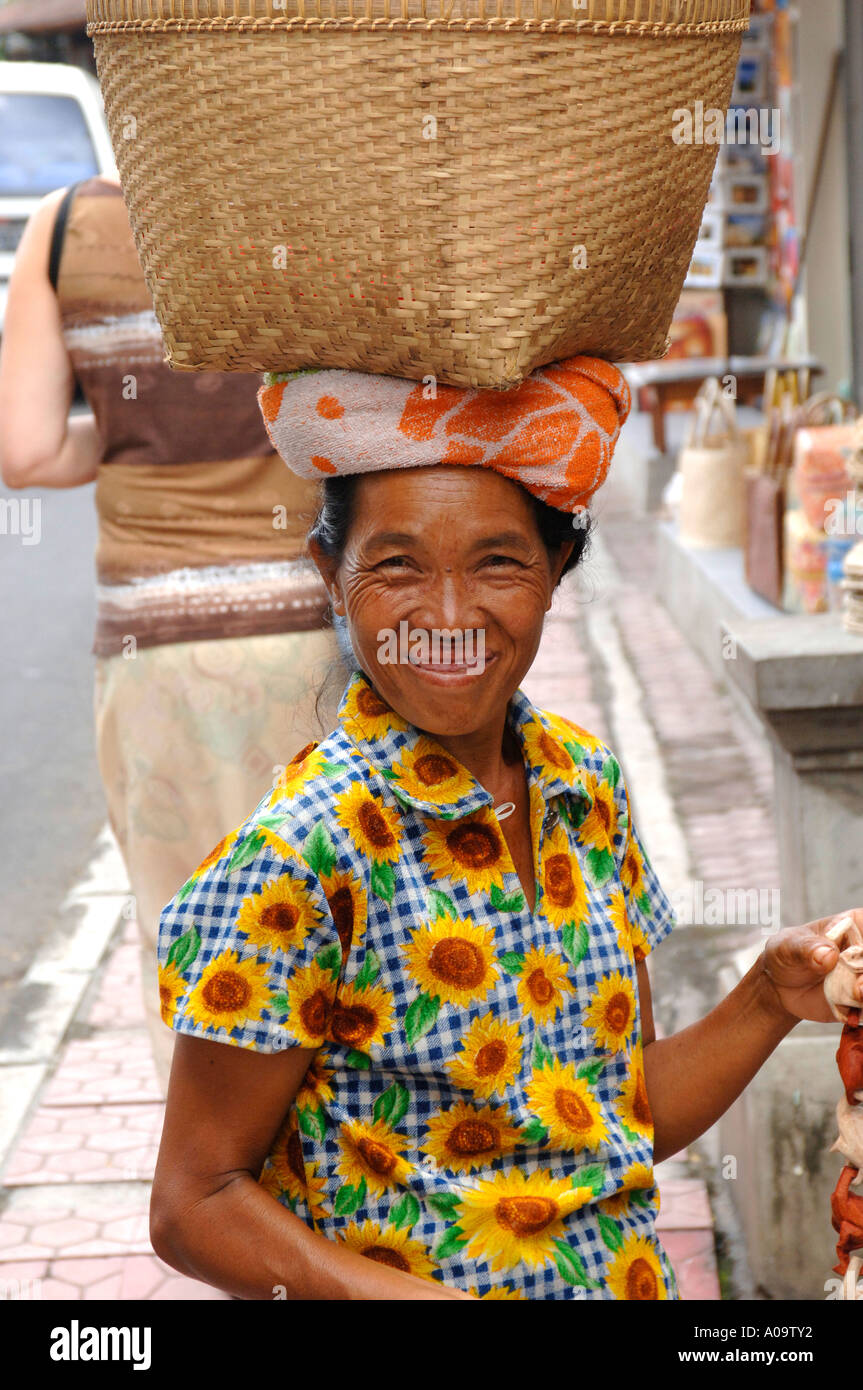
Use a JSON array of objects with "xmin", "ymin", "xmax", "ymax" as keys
[{"xmin": 257, "ymin": 356, "xmax": 631, "ymax": 515}]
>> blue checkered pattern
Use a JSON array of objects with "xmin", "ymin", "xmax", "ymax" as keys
[{"xmin": 158, "ymin": 669, "xmax": 679, "ymax": 1300}]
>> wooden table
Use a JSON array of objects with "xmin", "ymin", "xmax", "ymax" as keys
[{"xmin": 622, "ymin": 356, "xmax": 824, "ymax": 453}]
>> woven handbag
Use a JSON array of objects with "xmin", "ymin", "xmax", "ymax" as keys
[
  {"xmin": 86, "ymin": 0, "xmax": 750, "ymax": 386},
  {"xmin": 744, "ymin": 372, "xmax": 799, "ymax": 607},
  {"xmin": 678, "ymin": 376, "xmax": 747, "ymax": 549}
]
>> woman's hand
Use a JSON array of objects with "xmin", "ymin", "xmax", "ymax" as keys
[
  {"xmin": 644, "ymin": 910, "xmax": 863, "ymax": 1165},
  {"xmin": 761, "ymin": 909, "xmax": 863, "ymax": 1024}
]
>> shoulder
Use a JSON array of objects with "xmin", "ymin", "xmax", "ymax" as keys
[
  {"xmin": 264, "ymin": 725, "xmax": 372, "ymax": 824},
  {"xmin": 157, "ymin": 737, "xmax": 361, "ymax": 967},
  {"xmin": 172, "ymin": 723, "xmax": 374, "ymax": 896},
  {"xmin": 29, "ymin": 178, "xmax": 110, "ymax": 241},
  {"xmin": 14, "ymin": 188, "xmax": 70, "ymax": 275},
  {"xmin": 533, "ymin": 705, "xmax": 624, "ymax": 781},
  {"xmin": 84, "ymin": 176, "xmax": 123, "ymax": 197},
  {"xmin": 157, "ymin": 795, "xmax": 350, "ymax": 1051}
]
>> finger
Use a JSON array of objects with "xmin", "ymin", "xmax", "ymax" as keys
[
  {"xmin": 812, "ymin": 940, "xmax": 841, "ymax": 970},
  {"xmin": 773, "ymin": 930, "xmax": 839, "ymax": 973}
]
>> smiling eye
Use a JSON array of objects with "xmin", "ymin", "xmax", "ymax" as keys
[
  {"xmin": 485, "ymin": 553, "xmax": 522, "ymax": 567},
  {"xmin": 376, "ymin": 555, "xmax": 412, "ymax": 570}
]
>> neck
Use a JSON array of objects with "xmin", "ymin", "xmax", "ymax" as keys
[{"xmin": 423, "ymin": 708, "xmax": 523, "ymax": 804}]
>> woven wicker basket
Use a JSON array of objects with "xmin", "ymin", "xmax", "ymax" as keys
[{"xmin": 86, "ymin": 0, "xmax": 750, "ymax": 387}]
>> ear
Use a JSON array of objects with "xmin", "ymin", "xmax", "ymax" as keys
[{"xmin": 308, "ymin": 537, "xmax": 346, "ymax": 616}]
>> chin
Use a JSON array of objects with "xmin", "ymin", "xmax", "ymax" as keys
[{"xmin": 381, "ymin": 662, "xmax": 511, "ymax": 733}]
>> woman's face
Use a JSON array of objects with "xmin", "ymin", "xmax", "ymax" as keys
[{"xmin": 311, "ymin": 466, "xmax": 574, "ymax": 739}]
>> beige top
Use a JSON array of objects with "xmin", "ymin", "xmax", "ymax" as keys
[{"xmin": 55, "ymin": 175, "xmax": 329, "ymax": 655}]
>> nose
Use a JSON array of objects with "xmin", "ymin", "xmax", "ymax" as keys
[{"xmin": 413, "ymin": 569, "xmax": 484, "ymax": 632}]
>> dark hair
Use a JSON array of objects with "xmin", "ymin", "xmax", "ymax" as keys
[{"xmin": 308, "ymin": 473, "xmax": 591, "ymax": 583}]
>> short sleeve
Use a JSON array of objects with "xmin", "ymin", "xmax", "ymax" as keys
[
  {"xmin": 610, "ymin": 768, "xmax": 677, "ymax": 960},
  {"xmin": 156, "ymin": 814, "xmax": 345, "ymax": 1055}
]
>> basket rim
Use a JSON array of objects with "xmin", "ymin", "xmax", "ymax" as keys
[{"xmin": 86, "ymin": 0, "xmax": 751, "ymax": 37}]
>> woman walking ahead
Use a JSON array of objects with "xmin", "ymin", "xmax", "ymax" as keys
[
  {"xmin": 151, "ymin": 358, "xmax": 863, "ymax": 1300},
  {"xmin": 0, "ymin": 178, "xmax": 338, "ymax": 1094}
]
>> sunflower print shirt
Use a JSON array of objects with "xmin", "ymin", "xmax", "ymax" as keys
[{"xmin": 157, "ymin": 668, "xmax": 679, "ymax": 1300}]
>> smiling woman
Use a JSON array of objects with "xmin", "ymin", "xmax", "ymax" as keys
[
  {"xmin": 149, "ymin": 357, "xmax": 863, "ymax": 1303},
  {"xmin": 320, "ymin": 479, "xmax": 585, "ymax": 682},
  {"xmin": 306, "ymin": 466, "xmax": 583, "ymax": 758}
]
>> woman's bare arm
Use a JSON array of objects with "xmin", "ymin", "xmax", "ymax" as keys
[
  {"xmin": 638, "ymin": 913, "xmax": 863, "ymax": 1165},
  {"xmin": 150, "ymin": 1033, "xmax": 474, "ymax": 1301},
  {"xmin": 0, "ymin": 189, "xmax": 102, "ymax": 489}
]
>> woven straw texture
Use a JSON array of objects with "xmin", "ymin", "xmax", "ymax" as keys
[
  {"xmin": 87, "ymin": 1, "xmax": 751, "ymax": 32},
  {"xmin": 88, "ymin": 0, "xmax": 747, "ymax": 385}
]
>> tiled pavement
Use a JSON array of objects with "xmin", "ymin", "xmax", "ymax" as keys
[
  {"xmin": 0, "ymin": 513, "xmax": 782, "ymax": 1300},
  {"xmin": 0, "ymin": 918, "xmax": 230, "ymax": 1300},
  {"xmin": 601, "ymin": 518, "xmax": 780, "ymax": 902}
]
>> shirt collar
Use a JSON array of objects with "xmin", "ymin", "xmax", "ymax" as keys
[{"xmin": 337, "ymin": 667, "xmax": 593, "ymax": 821}]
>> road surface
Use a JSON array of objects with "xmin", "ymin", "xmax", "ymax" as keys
[{"xmin": 0, "ymin": 475, "xmax": 107, "ymax": 1031}]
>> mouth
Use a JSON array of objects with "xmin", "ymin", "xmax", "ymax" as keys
[{"xmin": 407, "ymin": 652, "xmax": 495, "ymax": 682}]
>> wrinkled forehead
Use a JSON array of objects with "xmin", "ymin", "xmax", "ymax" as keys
[{"xmin": 346, "ymin": 464, "xmax": 540, "ymax": 545}]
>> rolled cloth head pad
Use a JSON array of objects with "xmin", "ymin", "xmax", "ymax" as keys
[{"xmin": 258, "ymin": 356, "xmax": 631, "ymax": 515}]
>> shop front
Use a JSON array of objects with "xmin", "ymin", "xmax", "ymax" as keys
[{"xmin": 635, "ymin": 0, "xmax": 863, "ymax": 1299}]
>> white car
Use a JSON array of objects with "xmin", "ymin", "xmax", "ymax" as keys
[{"xmin": 0, "ymin": 60, "xmax": 117, "ymax": 327}]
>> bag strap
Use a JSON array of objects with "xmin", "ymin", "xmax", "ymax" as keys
[
  {"xmin": 795, "ymin": 391, "xmax": 855, "ymax": 429},
  {"xmin": 686, "ymin": 376, "xmax": 740, "ymax": 449},
  {"xmin": 776, "ymin": 393, "xmax": 796, "ymax": 476},
  {"xmin": 766, "ymin": 372, "xmax": 801, "ymax": 477},
  {"xmin": 684, "ymin": 378, "xmax": 719, "ymax": 449},
  {"xmin": 47, "ymin": 182, "xmax": 81, "ymax": 293}
]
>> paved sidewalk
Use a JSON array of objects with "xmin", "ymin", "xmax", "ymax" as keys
[
  {"xmin": 0, "ymin": 512, "xmax": 781, "ymax": 1301},
  {"xmin": 0, "ymin": 916, "xmax": 228, "ymax": 1300}
]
